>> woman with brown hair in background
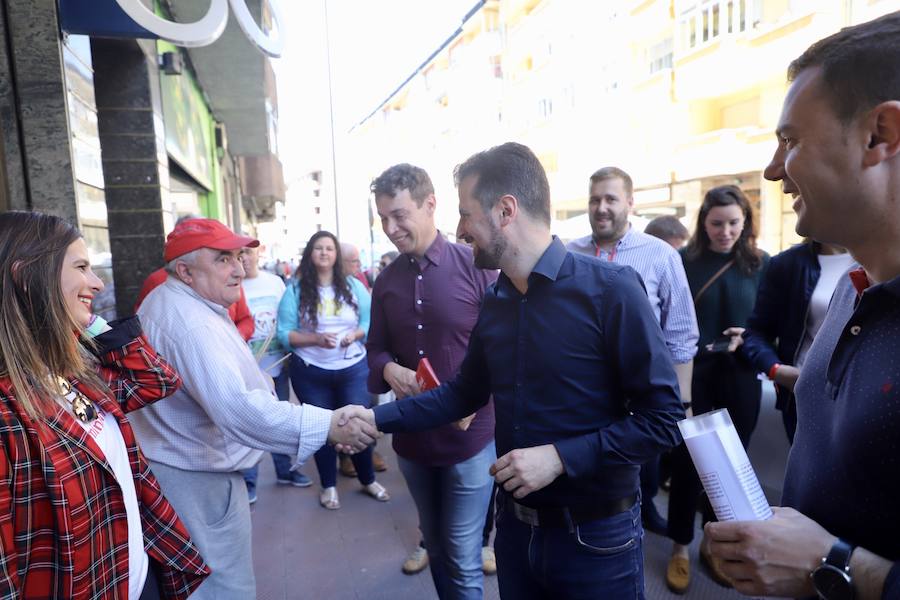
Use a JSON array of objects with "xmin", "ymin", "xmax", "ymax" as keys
[
  {"xmin": 665, "ymin": 186, "xmax": 770, "ymax": 594},
  {"xmin": 277, "ymin": 230, "xmax": 388, "ymax": 510}
]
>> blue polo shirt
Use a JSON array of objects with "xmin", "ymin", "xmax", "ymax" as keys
[
  {"xmin": 786, "ymin": 270, "xmax": 900, "ymax": 597},
  {"xmin": 374, "ymin": 237, "xmax": 684, "ymax": 508}
]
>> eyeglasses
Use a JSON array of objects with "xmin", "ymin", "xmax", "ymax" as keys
[{"xmin": 343, "ymin": 340, "xmax": 364, "ymax": 361}]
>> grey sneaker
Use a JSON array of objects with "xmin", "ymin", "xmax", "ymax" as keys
[{"xmin": 277, "ymin": 472, "xmax": 313, "ymax": 488}]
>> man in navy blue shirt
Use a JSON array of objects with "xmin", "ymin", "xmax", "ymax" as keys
[
  {"xmin": 704, "ymin": 12, "xmax": 900, "ymax": 600},
  {"xmin": 339, "ymin": 142, "xmax": 683, "ymax": 598}
]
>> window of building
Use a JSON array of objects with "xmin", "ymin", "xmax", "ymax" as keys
[
  {"xmin": 561, "ymin": 83, "xmax": 576, "ymax": 110},
  {"xmin": 489, "ymin": 55, "xmax": 503, "ymax": 79},
  {"xmin": 483, "ymin": 8, "xmax": 500, "ymax": 32},
  {"xmin": 678, "ymin": 0, "xmax": 754, "ymax": 52},
  {"xmin": 537, "ymin": 98, "xmax": 553, "ymax": 119},
  {"xmin": 265, "ymin": 99, "xmax": 278, "ymax": 156},
  {"xmin": 647, "ymin": 38, "xmax": 674, "ymax": 74}
]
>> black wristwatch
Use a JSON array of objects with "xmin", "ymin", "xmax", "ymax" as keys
[{"xmin": 811, "ymin": 538, "xmax": 856, "ymax": 600}]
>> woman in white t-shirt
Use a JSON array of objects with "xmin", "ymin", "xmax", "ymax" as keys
[{"xmin": 277, "ymin": 231, "xmax": 389, "ymax": 510}]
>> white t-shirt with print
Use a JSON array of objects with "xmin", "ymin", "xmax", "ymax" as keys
[
  {"xmin": 243, "ymin": 271, "xmax": 288, "ymax": 377},
  {"xmin": 294, "ymin": 285, "xmax": 366, "ymax": 371}
]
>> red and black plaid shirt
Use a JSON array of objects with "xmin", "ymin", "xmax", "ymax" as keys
[{"xmin": 0, "ymin": 316, "xmax": 209, "ymax": 599}]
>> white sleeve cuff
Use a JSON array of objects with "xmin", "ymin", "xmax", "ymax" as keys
[{"xmin": 294, "ymin": 404, "xmax": 332, "ymax": 466}]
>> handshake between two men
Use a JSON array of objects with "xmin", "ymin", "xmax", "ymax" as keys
[
  {"xmin": 325, "ymin": 406, "xmax": 381, "ymax": 454},
  {"xmin": 329, "ymin": 405, "xmax": 567, "ymax": 500}
]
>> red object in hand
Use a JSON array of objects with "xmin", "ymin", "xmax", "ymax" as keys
[{"xmin": 416, "ymin": 358, "xmax": 440, "ymax": 391}]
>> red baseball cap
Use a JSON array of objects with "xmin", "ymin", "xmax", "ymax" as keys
[{"xmin": 164, "ymin": 218, "xmax": 259, "ymax": 262}]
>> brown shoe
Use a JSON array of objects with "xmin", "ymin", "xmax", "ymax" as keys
[
  {"xmin": 482, "ymin": 546, "xmax": 497, "ymax": 575},
  {"xmin": 700, "ymin": 537, "xmax": 733, "ymax": 588},
  {"xmin": 402, "ymin": 546, "xmax": 429, "ymax": 575},
  {"xmin": 339, "ymin": 454, "xmax": 357, "ymax": 478},
  {"xmin": 372, "ymin": 451, "xmax": 388, "ymax": 472},
  {"xmin": 666, "ymin": 554, "xmax": 690, "ymax": 594}
]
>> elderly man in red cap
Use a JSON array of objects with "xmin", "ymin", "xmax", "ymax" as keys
[
  {"xmin": 134, "ymin": 218, "xmax": 255, "ymax": 341},
  {"xmin": 130, "ymin": 218, "xmax": 378, "ymax": 599}
]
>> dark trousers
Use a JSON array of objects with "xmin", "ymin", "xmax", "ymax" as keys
[
  {"xmin": 290, "ymin": 355, "xmax": 375, "ymax": 488},
  {"xmin": 138, "ymin": 560, "xmax": 162, "ymax": 600},
  {"xmin": 781, "ymin": 395, "xmax": 798, "ymax": 444},
  {"xmin": 494, "ymin": 495, "xmax": 645, "ymax": 599},
  {"xmin": 666, "ymin": 353, "xmax": 761, "ymax": 545},
  {"xmin": 483, "ymin": 482, "xmax": 498, "ymax": 546},
  {"xmin": 639, "ymin": 458, "xmax": 660, "ymax": 506}
]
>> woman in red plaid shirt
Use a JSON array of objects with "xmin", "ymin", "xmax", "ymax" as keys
[{"xmin": 0, "ymin": 211, "xmax": 209, "ymax": 599}]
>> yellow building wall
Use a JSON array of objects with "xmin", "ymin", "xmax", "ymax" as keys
[{"xmin": 351, "ymin": 0, "xmax": 900, "ymax": 251}]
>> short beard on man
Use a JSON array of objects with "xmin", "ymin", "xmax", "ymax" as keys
[
  {"xmin": 473, "ymin": 220, "xmax": 506, "ymax": 270},
  {"xmin": 591, "ymin": 210, "xmax": 629, "ymax": 243}
]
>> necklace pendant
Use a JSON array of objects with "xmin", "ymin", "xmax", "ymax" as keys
[
  {"xmin": 71, "ymin": 396, "xmax": 97, "ymax": 423},
  {"xmin": 56, "ymin": 376, "xmax": 98, "ymax": 424}
]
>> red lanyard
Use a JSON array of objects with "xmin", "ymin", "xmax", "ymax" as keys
[{"xmin": 594, "ymin": 243, "xmax": 617, "ymax": 262}]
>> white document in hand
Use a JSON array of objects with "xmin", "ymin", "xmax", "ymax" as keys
[{"xmin": 678, "ymin": 408, "xmax": 773, "ymax": 522}]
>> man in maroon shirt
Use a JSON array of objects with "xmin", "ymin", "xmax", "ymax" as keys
[{"xmin": 367, "ymin": 163, "xmax": 497, "ymax": 598}]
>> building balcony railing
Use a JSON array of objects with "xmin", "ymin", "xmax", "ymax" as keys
[{"xmin": 676, "ymin": 0, "xmax": 756, "ymax": 56}]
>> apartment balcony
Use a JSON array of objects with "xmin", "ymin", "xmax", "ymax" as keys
[
  {"xmin": 239, "ymin": 152, "xmax": 285, "ymax": 221},
  {"xmin": 672, "ymin": 0, "xmax": 830, "ymax": 101},
  {"xmin": 672, "ymin": 125, "xmax": 774, "ymax": 182}
]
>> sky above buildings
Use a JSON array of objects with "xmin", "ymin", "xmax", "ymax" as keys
[{"xmin": 274, "ymin": 0, "xmax": 479, "ymax": 177}]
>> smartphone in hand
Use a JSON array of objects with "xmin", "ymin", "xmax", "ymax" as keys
[{"xmin": 706, "ymin": 336, "xmax": 733, "ymax": 353}]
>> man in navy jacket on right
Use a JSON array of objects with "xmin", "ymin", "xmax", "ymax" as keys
[{"xmin": 705, "ymin": 12, "xmax": 900, "ymax": 600}]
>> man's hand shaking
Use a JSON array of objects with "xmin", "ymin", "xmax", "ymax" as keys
[{"xmin": 329, "ymin": 406, "xmax": 379, "ymax": 454}]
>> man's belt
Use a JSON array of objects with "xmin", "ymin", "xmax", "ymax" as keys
[{"xmin": 508, "ymin": 492, "xmax": 638, "ymax": 529}]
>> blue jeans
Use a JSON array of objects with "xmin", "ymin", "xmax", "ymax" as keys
[
  {"xmin": 289, "ymin": 355, "xmax": 374, "ymax": 488},
  {"xmin": 494, "ymin": 496, "xmax": 645, "ymax": 600},
  {"xmin": 243, "ymin": 368, "xmax": 294, "ymax": 487},
  {"xmin": 398, "ymin": 441, "xmax": 496, "ymax": 600}
]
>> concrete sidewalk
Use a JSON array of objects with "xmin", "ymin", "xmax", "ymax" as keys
[{"xmin": 250, "ymin": 436, "xmax": 763, "ymax": 600}]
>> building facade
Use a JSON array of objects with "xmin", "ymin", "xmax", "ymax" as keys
[
  {"xmin": 351, "ymin": 0, "xmax": 899, "ymax": 252},
  {"xmin": 0, "ymin": 0, "xmax": 285, "ymax": 317}
]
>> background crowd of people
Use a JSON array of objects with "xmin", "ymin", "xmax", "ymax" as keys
[{"xmin": 0, "ymin": 11, "xmax": 899, "ymax": 600}]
